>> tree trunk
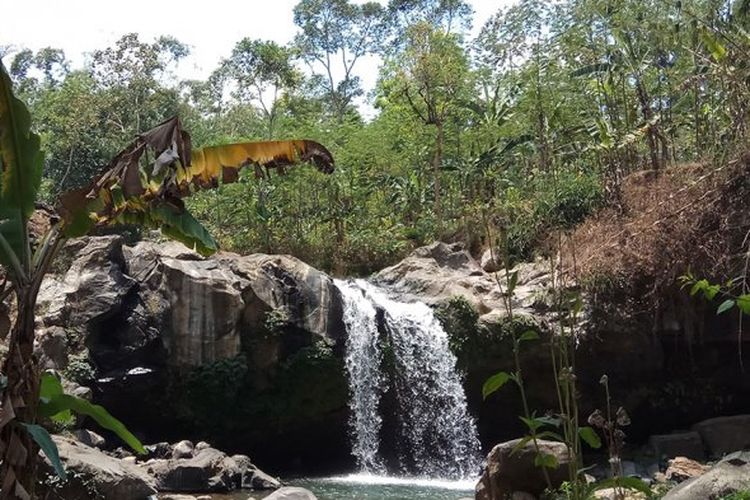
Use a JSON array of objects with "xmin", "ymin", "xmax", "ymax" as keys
[
  {"xmin": 0, "ymin": 287, "xmax": 41, "ymax": 499},
  {"xmin": 433, "ymin": 121, "xmax": 444, "ymax": 231}
]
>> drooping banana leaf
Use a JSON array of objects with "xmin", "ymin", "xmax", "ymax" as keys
[
  {"xmin": 58, "ymin": 116, "xmax": 334, "ymax": 256},
  {"xmin": 0, "ymin": 61, "xmax": 43, "ymax": 275}
]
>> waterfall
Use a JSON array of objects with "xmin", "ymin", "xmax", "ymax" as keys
[{"xmin": 335, "ymin": 279, "xmax": 482, "ymax": 480}]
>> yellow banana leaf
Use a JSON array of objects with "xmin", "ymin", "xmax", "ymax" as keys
[{"xmin": 58, "ymin": 116, "xmax": 334, "ymax": 255}]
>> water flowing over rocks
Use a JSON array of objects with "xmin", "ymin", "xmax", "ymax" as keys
[
  {"xmin": 32, "ymin": 236, "xmax": 750, "ymax": 481},
  {"xmin": 335, "ymin": 279, "xmax": 481, "ymax": 479}
]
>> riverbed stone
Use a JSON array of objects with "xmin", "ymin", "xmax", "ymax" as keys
[
  {"xmin": 264, "ymin": 487, "xmax": 318, "ymax": 500},
  {"xmin": 247, "ymin": 467, "xmax": 282, "ymax": 490},
  {"xmin": 73, "ymin": 428, "xmax": 106, "ymax": 449},
  {"xmin": 475, "ymin": 438, "xmax": 570, "ymax": 500}
]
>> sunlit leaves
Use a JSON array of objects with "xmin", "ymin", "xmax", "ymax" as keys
[{"xmin": 482, "ymin": 371, "xmax": 513, "ymax": 399}]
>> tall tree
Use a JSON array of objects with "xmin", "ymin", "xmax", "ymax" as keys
[
  {"xmin": 382, "ymin": 21, "xmax": 470, "ymax": 226},
  {"xmin": 217, "ymin": 39, "xmax": 299, "ymax": 139},
  {"xmin": 293, "ymin": 0, "xmax": 388, "ymax": 121},
  {"xmin": 388, "ymin": 0, "xmax": 473, "ymax": 37},
  {"xmin": 90, "ymin": 33, "xmax": 189, "ymax": 134}
]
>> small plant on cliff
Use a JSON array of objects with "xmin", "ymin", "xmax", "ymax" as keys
[
  {"xmin": 0, "ymin": 60, "xmax": 335, "ymax": 498},
  {"xmin": 679, "ymin": 271, "xmax": 750, "ymax": 371}
]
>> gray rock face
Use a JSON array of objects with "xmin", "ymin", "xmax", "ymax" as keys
[
  {"xmin": 375, "ymin": 241, "xmax": 549, "ymax": 318},
  {"xmin": 41, "ymin": 435, "xmax": 157, "ymax": 500},
  {"xmin": 264, "ymin": 487, "xmax": 318, "ymax": 500},
  {"xmin": 663, "ymin": 451, "xmax": 750, "ymax": 499},
  {"xmin": 38, "ymin": 236, "xmax": 136, "ymax": 327},
  {"xmin": 692, "ymin": 415, "xmax": 750, "ymax": 458},
  {"xmin": 475, "ymin": 439, "xmax": 570, "ymax": 500},
  {"xmin": 37, "ymin": 236, "xmax": 346, "ymax": 370}
]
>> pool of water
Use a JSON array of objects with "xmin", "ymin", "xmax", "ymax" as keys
[{"xmin": 207, "ymin": 474, "xmax": 477, "ymax": 500}]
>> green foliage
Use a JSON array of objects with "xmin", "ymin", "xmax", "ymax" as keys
[
  {"xmin": 482, "ymin": 371, "xmax": 513, "ymax": 400},
  {"xmin": 719, "ymin": 490, "xmax": 750, "ymax": 500},
  {"xmin": 435, "ymin": 296, "xmax": 479, "ymax": 354},
  {"xmin": 21, "ymin": 424, "xmax": 66, "ymax": 481},
  {"xmin": 577, "ymin": 426, "xmax": 602, "ymax": 449},
  {"xmin": 184, "ymin": 355, "xmax": 249, "ymax": 428},
  {"xmin": 175, "ymin": 343, "xmax": 348, "ymax": 443},
  {"xmin": 0, "ymin": 60, "xmax": 43, "ymax": 273},
  {"xmin": 63, "ymin": 355, "xmax": 95, "ymax": 385}
]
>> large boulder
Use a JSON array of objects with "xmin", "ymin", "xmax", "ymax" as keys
[
  {"xmin": 35, "ymin": 235, "xmax": 350, "ymax": 469},
  {"xmin": 663, "ymin": 451, "xmax": 750, "ymax": 499},
  {"xmin": 475, "ymin": 439, "xmax": 570, "ymax": 500},
  {"xmin": 692, "ymin": 415, "xmax": 750, "ymax": 458},
  {"xmin": 39, "ymin": 435, "xmax": 157, "ymax": 500},
  {"xmin": 144, "ymin": 447, "xmax": 240, "ymax": 492}
]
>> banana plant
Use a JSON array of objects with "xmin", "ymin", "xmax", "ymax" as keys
[{"xmin": 0, "ymin": 61, "xmax": 334, "ymax": 499}]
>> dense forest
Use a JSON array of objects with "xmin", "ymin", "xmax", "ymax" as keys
[{"xmin": 3, "ymin": 0, "xmax": 750, "ymax": 276}]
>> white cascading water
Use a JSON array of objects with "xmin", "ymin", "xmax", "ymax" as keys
[{"xmin": 335, "ymin": 279, "xmax": 482, "ymax": 480}]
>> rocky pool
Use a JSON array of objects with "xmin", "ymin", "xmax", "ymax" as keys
[{"xmin": 209, "ymin": 474, "xmax": 476, "ymax": 499}]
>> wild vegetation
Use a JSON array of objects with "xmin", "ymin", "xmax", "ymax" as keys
[
  {"xmin": 5, "ymin": 0, "xmax": 750, "ymax": 498},
  {"xmin": 5, "ymin": 0, "xmax": 747, "ymax": 276}
]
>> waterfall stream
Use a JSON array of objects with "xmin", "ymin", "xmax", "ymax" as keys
[{"xmin": 335, "ymin": 279, "xmax": 482, "ymax": 480}]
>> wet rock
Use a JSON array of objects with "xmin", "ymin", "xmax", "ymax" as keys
[
  {"xmin": 663, "ymin": 451, "xmax": 750, "ymax": 499},
  {"xmin": 247, "ymin": 467, "xmax": 282, "ymax": 490},
  {"xmin": 475, "ymin": 439, "xmax": 570, "ymax": 500},
  {"xmin": 145, "ymin": 442, "xmax": 173, "ymax": 460},
  {"xmin": 145, "ymin": 447, "xmax": 240, "ymax": 492},
  {"xmin": 40, "ymin": 435, "xmax": 156, "ymax": 500},
  {"xmin": 649, "ymin": 432, "xmax": 705, "ymax": 461},
  {"xmin": 692, "ymin": 415, "xmax": 750, "ymax": 458},
  {"xmin": 665, "ymin": 457, "xmax": 710, "ymax": 482},
  {"xmin": 264, "ymin": 487, "xmax": 318, "ymax": 500}
]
